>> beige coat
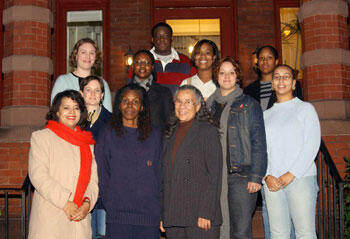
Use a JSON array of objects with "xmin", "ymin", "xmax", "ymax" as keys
[{"xmin": 28, "ymin": 128, "xmax": 98, "ymax": 239}]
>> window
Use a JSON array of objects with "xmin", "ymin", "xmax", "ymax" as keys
[
  {"xmin": 66, "ymin": 10, "xmax": 103, "ymax": 75},
  {"xmin": 280, "ymin": 8, "xmax": 302, "ymax": 78},
  {"xmin": 166, "ymin": 19, "xmax": 221, "ymax": 57},
  {"xmin": 55, "ymin": 0, "xmax": 109, "ymax": 80}
]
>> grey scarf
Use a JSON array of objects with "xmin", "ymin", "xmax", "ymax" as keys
[
  {"xmin": 134, "ymin": 75, "xmax": 153, "ymax": 92},
  {"xmin": 207, "ymin": 86, "xmax": 243, "ymax": 239}
]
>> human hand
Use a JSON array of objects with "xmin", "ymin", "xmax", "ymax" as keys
[
  {"xmin": 63, "ymin": 201, "xmax": 78, "ymax": 221},
  {"xmin": 198, "ymin": 217, "xmax": 211, "ymax": 231},
  {"xmin": 278, "ymin": 172, "xmax": 295, "ymax": 188},
  {"xmin": 160, "ymin": 221, "xmax": 165, "ymax": 233},
  {"xmin": 247, "ymin": 182, "xmax": 261, "ymax": 194},
  {"xmin": 265, "ymin": 175, "xmax": 282, "ymax": 192},
  {"xmin": 71, "ymin": 202, "xmax": 89, "ymax": 221}
]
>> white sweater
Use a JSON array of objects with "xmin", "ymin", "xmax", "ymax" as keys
[{"xmin": 263, "ymin": 97, "xmax": 321, "ymax": 178}]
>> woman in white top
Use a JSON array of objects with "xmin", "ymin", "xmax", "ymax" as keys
[
  {"xmin": 51, "ymin": 38, "xmax": 112, "ymax": 112},
  {"xmin": 263, "ymin": 64, "xmax": 321, "ymax": 239},
  {"xmin": 181, "ymin": 39, "xmax": 219, "ymax": 100}
]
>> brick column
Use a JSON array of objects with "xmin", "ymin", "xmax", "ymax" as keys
[
  {"xmin": 2, "ymin": 0, "xmax": 52, "ymax": 128},
  {"xmin": 0, "ymin": 0, "xmax": 52, "ymax": 188},
  {"xmin": 299, "ymin": 0, "xmax": 350, "ymax": 175}
]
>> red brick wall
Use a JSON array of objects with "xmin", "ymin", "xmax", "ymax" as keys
[
  {"xmin": 304, "ymin": 64, "xmax": 350, "ymax": 100},
  {"xmin": 0, "ymin": 143, "xmax": 30, "ymax": 187},
  {"xmin": 299, "ymin": 0, "xmax": 350, "ymax": 179},
  {"xmin": 236, "ymin": 0, "xmax": 276, "ymax": 87},
  {"xmin": 0, "ymin": 143, "xmax": 30, "ymax": 217},
  {"xmin": 3, "ymin": 71, "xmax": 50, "ymax": 106},
  {"xmin": 109, "ymin": 0, "xmax": 151, "ymax": 91},
  {"xmin": 302, "ymin": 15, "xmax": 348, "ymax": 51},
  {"xmin": 4, "ymin": 21, "xmax": 50, "ymax": 57},
  {"xmin": 323, "ymin": 135, "xmax": 350, "ymax": 177}
]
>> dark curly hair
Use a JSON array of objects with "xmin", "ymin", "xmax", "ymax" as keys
[
  {"xmin": 110, "ymin": 84, "xmax": 152, "ymax": 141},
  {"xmin": 214, "ymin": 56, "xmax": 243, "ymax": 85},
  {"xmin": 46, "ymin": 90, "xmax": 88, "ymax": 128},
  {"xmin": 69, "ymin": 38, "xmax": 102, "ymax": 71},
  {"xmin": 190, "ymin": 39, "xmax": 220, "ymax": 69},
  {"xmin": 165, "ymin": 85, "xmax": 218, "ymax": 138}
]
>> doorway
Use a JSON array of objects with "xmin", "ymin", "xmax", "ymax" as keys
[{"xmin": 152, "ymin": 0, "xmax": 237, "ymax": 59}]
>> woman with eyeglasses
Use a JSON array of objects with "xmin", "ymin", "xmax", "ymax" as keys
[
  {"xmin": 128, "ymin": 49, "xmax": 173, "ymax": 133},
  {"xmin": 160, "ymin": 85, "xmax": 222, "ymax": 239},
  {"xmin": 263, "ymin": 64, "xmax": 320, "ymax": 238}
]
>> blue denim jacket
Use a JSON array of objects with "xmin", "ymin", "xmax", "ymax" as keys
[{"xmin": 213, "ymin": 94, "xmax": 267, "ymax": 183}]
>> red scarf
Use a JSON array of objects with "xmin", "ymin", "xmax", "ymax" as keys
[{"xmin": 46, "ymin": 120, "xmax": 95, "ymax": 207}]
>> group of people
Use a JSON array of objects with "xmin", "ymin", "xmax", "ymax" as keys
[{"xmin": 27, "ymin": 21, "xmax": 321, "ymax": 239}]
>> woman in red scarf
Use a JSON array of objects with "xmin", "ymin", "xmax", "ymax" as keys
[{"xmin": 28, "ymin": 90, "xmax": 98, "ymax": 239}]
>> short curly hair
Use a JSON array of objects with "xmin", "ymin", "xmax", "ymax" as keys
[
  {"xmin": 69, "ymin": 38, "xmax": 102, "ymax": 70},
  {"xmin": 214, "ymin": 56, "xmax": 243, "ymax": 85}
]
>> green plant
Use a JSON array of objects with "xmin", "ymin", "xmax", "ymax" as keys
[{"xmin": 344, "ymin": 157, "xmax": 350, "ymax": 238}]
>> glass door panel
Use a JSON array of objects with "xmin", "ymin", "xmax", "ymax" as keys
[{"xmin": 66, "ymin": 10, "xmax": 103, "ymax": 75}]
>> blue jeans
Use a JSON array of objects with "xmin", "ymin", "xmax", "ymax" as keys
[
  {"xmin": 228, "ymin": 174, "xmax": 258, "ymax": 239},
  {"xmin": 261, "ymin": 187, "xmax": 296, "ymax": 239},
  {"xmin": 264, "ymin": 176, "xmax": 318, "ymax": 239},
  {"xmin": 91, "ymin": 208, "xmax": 106, "ymax": 238}
]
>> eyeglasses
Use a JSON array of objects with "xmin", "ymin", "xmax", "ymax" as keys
[
  {"xmin": 134, "ymin": 60, "xmax": 152, "ymax": 66},
  {"xmin": 174, "ymin": 99, "xmax": 196, "ymax": 107},
  {"xmin": 273, "ymin": 74, "xmax": 293, "ymax": 81},
  {"xmin": 258, "ymin": 56, "xmax": 274, "ymax": 61}
]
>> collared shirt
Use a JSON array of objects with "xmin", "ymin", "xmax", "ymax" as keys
[
  {"xmin": 150, "ymin": 47, "xmax": 180, "ymax": 71},
  {"xmin": 180, "ymin": 74, "xmax": 217, "ymax": 100}
]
